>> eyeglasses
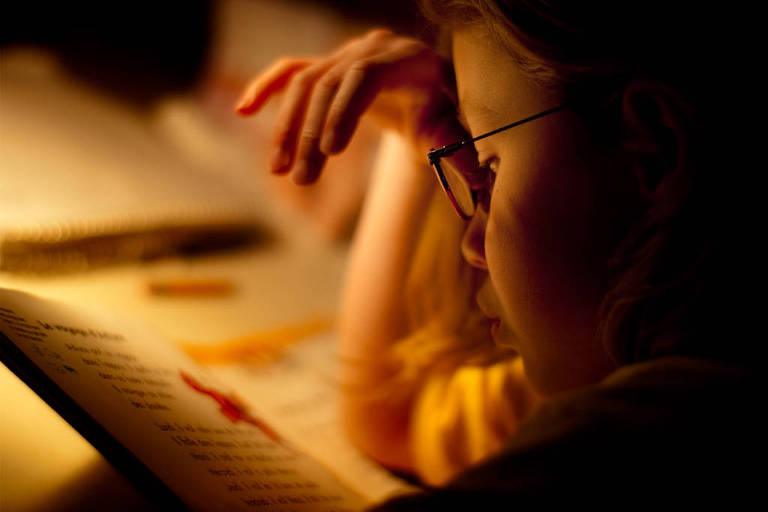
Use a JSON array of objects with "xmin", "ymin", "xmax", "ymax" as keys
[{"xmin": 427, "ymin": 104, "xmax": 567, "ymax": 219}]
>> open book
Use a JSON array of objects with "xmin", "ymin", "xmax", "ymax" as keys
[{"xmin": 0, "ymin": 287, "xmax": 414, "ymax": 511}]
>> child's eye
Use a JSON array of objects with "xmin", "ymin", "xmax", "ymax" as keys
[
  {"xmin": 478, "ymin": 154, "xmax": 498, "ymax": 172},
  {"xmin": 478, "ymin": 156, "xmax": 499, "ymax": 184},
  {"xmin": 475, "ymin": 156, "xmax": 498, "ymax": 211}
]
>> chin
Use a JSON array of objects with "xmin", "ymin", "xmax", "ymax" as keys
[{"xmin": 492, "ymin": 321, "xmax": 520, "ymax": 350}]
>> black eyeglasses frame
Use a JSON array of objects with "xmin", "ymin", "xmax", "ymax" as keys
[{"xmin": 427, "ymin": 104, "xmax": 568, "ymax": 219}]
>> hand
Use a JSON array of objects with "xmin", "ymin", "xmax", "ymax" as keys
[{"xmin": 235, "ymin": 29, "xmax": 470, "ymax": 185}]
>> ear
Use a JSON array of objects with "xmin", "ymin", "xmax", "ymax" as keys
[{"xmin": 620, "ymin": 81, "xmax": 691, "ymax": 201}]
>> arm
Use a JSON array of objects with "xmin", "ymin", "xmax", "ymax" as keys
[
  {"xmin": 337, "ymin": 131, "xmax": 435, "ymax": 472},
  {"xmin": 235, "ymin": 29, "xmax": 485, "ymax": 475}
]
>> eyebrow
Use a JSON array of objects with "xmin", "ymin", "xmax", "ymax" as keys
[
  {"xmin": 457, "ymin": 98, "xmax": 502, "ymax": 129},
  {"xmin": 456, "ymin": 104, "xmax": 470, "ymax": 130}
]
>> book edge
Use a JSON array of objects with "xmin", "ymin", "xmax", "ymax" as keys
[{"xmin": 0, "ymin": 330, "xmax": 190, "ymax": 511}]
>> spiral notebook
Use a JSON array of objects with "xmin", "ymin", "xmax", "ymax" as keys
[{"xmin": 0, "ymin": 49, "xmax": 267, "ymax": 273}]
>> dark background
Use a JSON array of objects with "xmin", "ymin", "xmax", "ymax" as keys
[{"xmin": 1, "ymin": 0, "xmax": 425, "ymax": 107}]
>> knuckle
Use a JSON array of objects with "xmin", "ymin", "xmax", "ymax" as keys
[
  {"xmin": 326, "ymin": 102, "xmax": 347, "ymax": 120},
  {"xmin": 291, "ymin": 64, "xmax": 325, "ymax": 91},
  {"xmin": 317, "ymin": 72, "xmax": 341, "ymax": 90},
  {"xmin": 400, "ymin": 39, "xmax": 426, "ymax": 54},
  {"xmin": 366, "ymin": 28, "xmax": 393, "ymax": 41},
  {"xmin": 349, "ymin": 58, "xmax": 376, "ymax": 76},
  {"xmin": 299, "ymin": 130, "xmax": 321, "ymax": 147},
  {"xmin": 336, "ymin": 37, "xmax": 363, "ymax": 56},
  {"xmin": 274, "ymin": 56, "xmax": 294, "ymax": 69},
  {"xmin": 290, "ymin": 69, "xmax": 313, "ymax": 89},
  {"xmin": 347, "ymin": 58, "xmax": 383, "ymax": 88},
  {"xmin": 267, "ymin": 57, "xmax": 300, "ymax": 79}
]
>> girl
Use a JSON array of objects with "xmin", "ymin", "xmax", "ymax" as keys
[{"xmin": 237, "ymin": 0, "xmax": 758, "ymax": 504}]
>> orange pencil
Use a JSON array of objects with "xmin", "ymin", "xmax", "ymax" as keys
[{"xmin": 148, "ymin": 279, "xmax": 234, "ymax": 297}]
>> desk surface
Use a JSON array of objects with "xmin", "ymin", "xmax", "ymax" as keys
[{"xmin": 1, "ymin": 242, "xmax": 348, "ymax": 511}]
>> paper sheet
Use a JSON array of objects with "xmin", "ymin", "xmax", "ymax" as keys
[{"xmin": 1, "ymin": 288, "xmax": 367, "ymax": 511}]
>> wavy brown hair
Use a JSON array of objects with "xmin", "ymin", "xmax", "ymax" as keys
[{"xmin": 419, "ymin": 0, "xmax": 755, "ymax": 367}]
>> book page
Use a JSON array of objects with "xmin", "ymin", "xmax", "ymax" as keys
[
  {"xmin": 0, "ymin": 287, "xmax": 366, "ymax": 512},
  {"xmin": 205, "ymin": 334, "xmax": 417, "ymax": 504}
]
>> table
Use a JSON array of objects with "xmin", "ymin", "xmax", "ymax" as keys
[{"xmin": 1, "ymin": 241, "xmax": 348, "ymax": 511}]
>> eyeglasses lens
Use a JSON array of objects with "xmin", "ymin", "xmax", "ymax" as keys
[
  {"xmin": 440, "ymin": 158, "xmax": 475, "ymax": 217},
  {"xmin": 438, "ymin": 141, "xmax": 486, "ymax": 218}
]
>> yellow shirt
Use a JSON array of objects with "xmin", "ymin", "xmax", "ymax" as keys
[{"xmin": 410, "ymin": 357, "xmax": 536, "ymax": 486}]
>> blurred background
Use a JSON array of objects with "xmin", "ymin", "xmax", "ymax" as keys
[
  {"xmin": 1, "ymin": 2, "xmax": 430, "ymax": 510},
  {"xmin": 0, "ymin": 0, "xmax": 430, "ymax": 273}
]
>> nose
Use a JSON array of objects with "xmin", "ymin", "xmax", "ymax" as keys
[{"xmin": 461, "ymin": 206, "xmax": 488, "ymax": 269}]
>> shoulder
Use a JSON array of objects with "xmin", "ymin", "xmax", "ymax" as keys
[
  {"xmin": 410, "ymin": 357, "xmax": 536, "ymax": 486},
  {"xmin": 374, "ymin": 357, "xmax": 760, "ymax": 508}
]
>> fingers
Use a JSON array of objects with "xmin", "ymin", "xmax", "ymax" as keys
[
  {"xmin": 285, "ymin": 35, "xmax": 403, "ymax": 183},
  {"xmin": 273, "ymin": 31, "xmax": 400, "ymax": 183},
  {"xmin": 291, "ymin": 68, "xmax": 343, "ymax": 183},
  {"xmin": 319, "ymin": 60, "xmax": 378, "ymax": 156},
  {"xmin": 238, "ymin": 29, "xmax": 452, "ymax": 185},
  {"xmin": 322, "ymin": 39, "xmax": 430, "ymax": 155},
  {"xmin": 235, "ymin": 57, "xmax": 313, "ymax": 115},
  {"xmin": 269, "ymin": 61, "xmax": 336, "ymax": 180}
]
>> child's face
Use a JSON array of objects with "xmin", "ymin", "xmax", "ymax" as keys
[{"xmin": 453, "ymin": 29, "xmax": 642, "ymax": 395}]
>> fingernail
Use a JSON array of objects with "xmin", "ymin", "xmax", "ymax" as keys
[
  {"xmin": 320, "ymin": 131, "xmax": 335, "ymax": 155},
  {"xmin": 291, "ymin": 162, "xmax": 308, "ymax": 184},
  {"xmin": 269, "ymin": 147, "xmax": 290, "ymax": 173}
]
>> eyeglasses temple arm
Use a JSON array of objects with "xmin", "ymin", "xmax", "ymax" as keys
[
  {"xmin": 428, "ymin": 104, "xmax": 567, "ymax": 161},
  {"xmin": 470, "ymin": 104, "xmax": 567, "ymax": 144}
]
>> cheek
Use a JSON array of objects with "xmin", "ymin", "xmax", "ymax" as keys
[
  {"xmin": 484, "ymin": 117, "xmax": 628, "ymax": 392},
  {"xmin": 506, "ymin": 125, "xmax": 602, "ymax": 268},
  {"xmin": 485, "ymin": 199, "xmax": 608, "ymax": 394},
  {"xmin": 488, "ymin": 124, "xmax": 606, "ymax": 324},
  {"xmin": 485, "ymin": 198, "xmax": 596, "ymax": 351}
]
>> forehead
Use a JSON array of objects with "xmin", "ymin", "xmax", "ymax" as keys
[{"xmin": 451, "ymin": 29, "xmax": 554, "ymax": 126}]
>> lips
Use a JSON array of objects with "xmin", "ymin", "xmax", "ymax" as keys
[
  {"xmin": 476, "ymin": 279, "xmax": 509, "ymax": 344},
  {"xmin": 477, "ymin": 294, "xmax": 501, "ymax": 341},
  {"xmin": 476, "ymin": 292, "xmax": 496, "ymax": 320},
  {"xmin": 475, "ymin": 279, "xmax": 501, "ymax": 315},
  {"xmin": 490, "ymin": 318, "xmax": 501, "ymax": 339}
]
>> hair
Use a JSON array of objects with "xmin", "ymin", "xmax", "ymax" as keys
[
  {"xmin": 385, "ymin": 189, "xmax": 516, "ymax": 398},
  {"xmin": 416, "ymin": 0, "xmax": 757, "ymax": 368}
]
